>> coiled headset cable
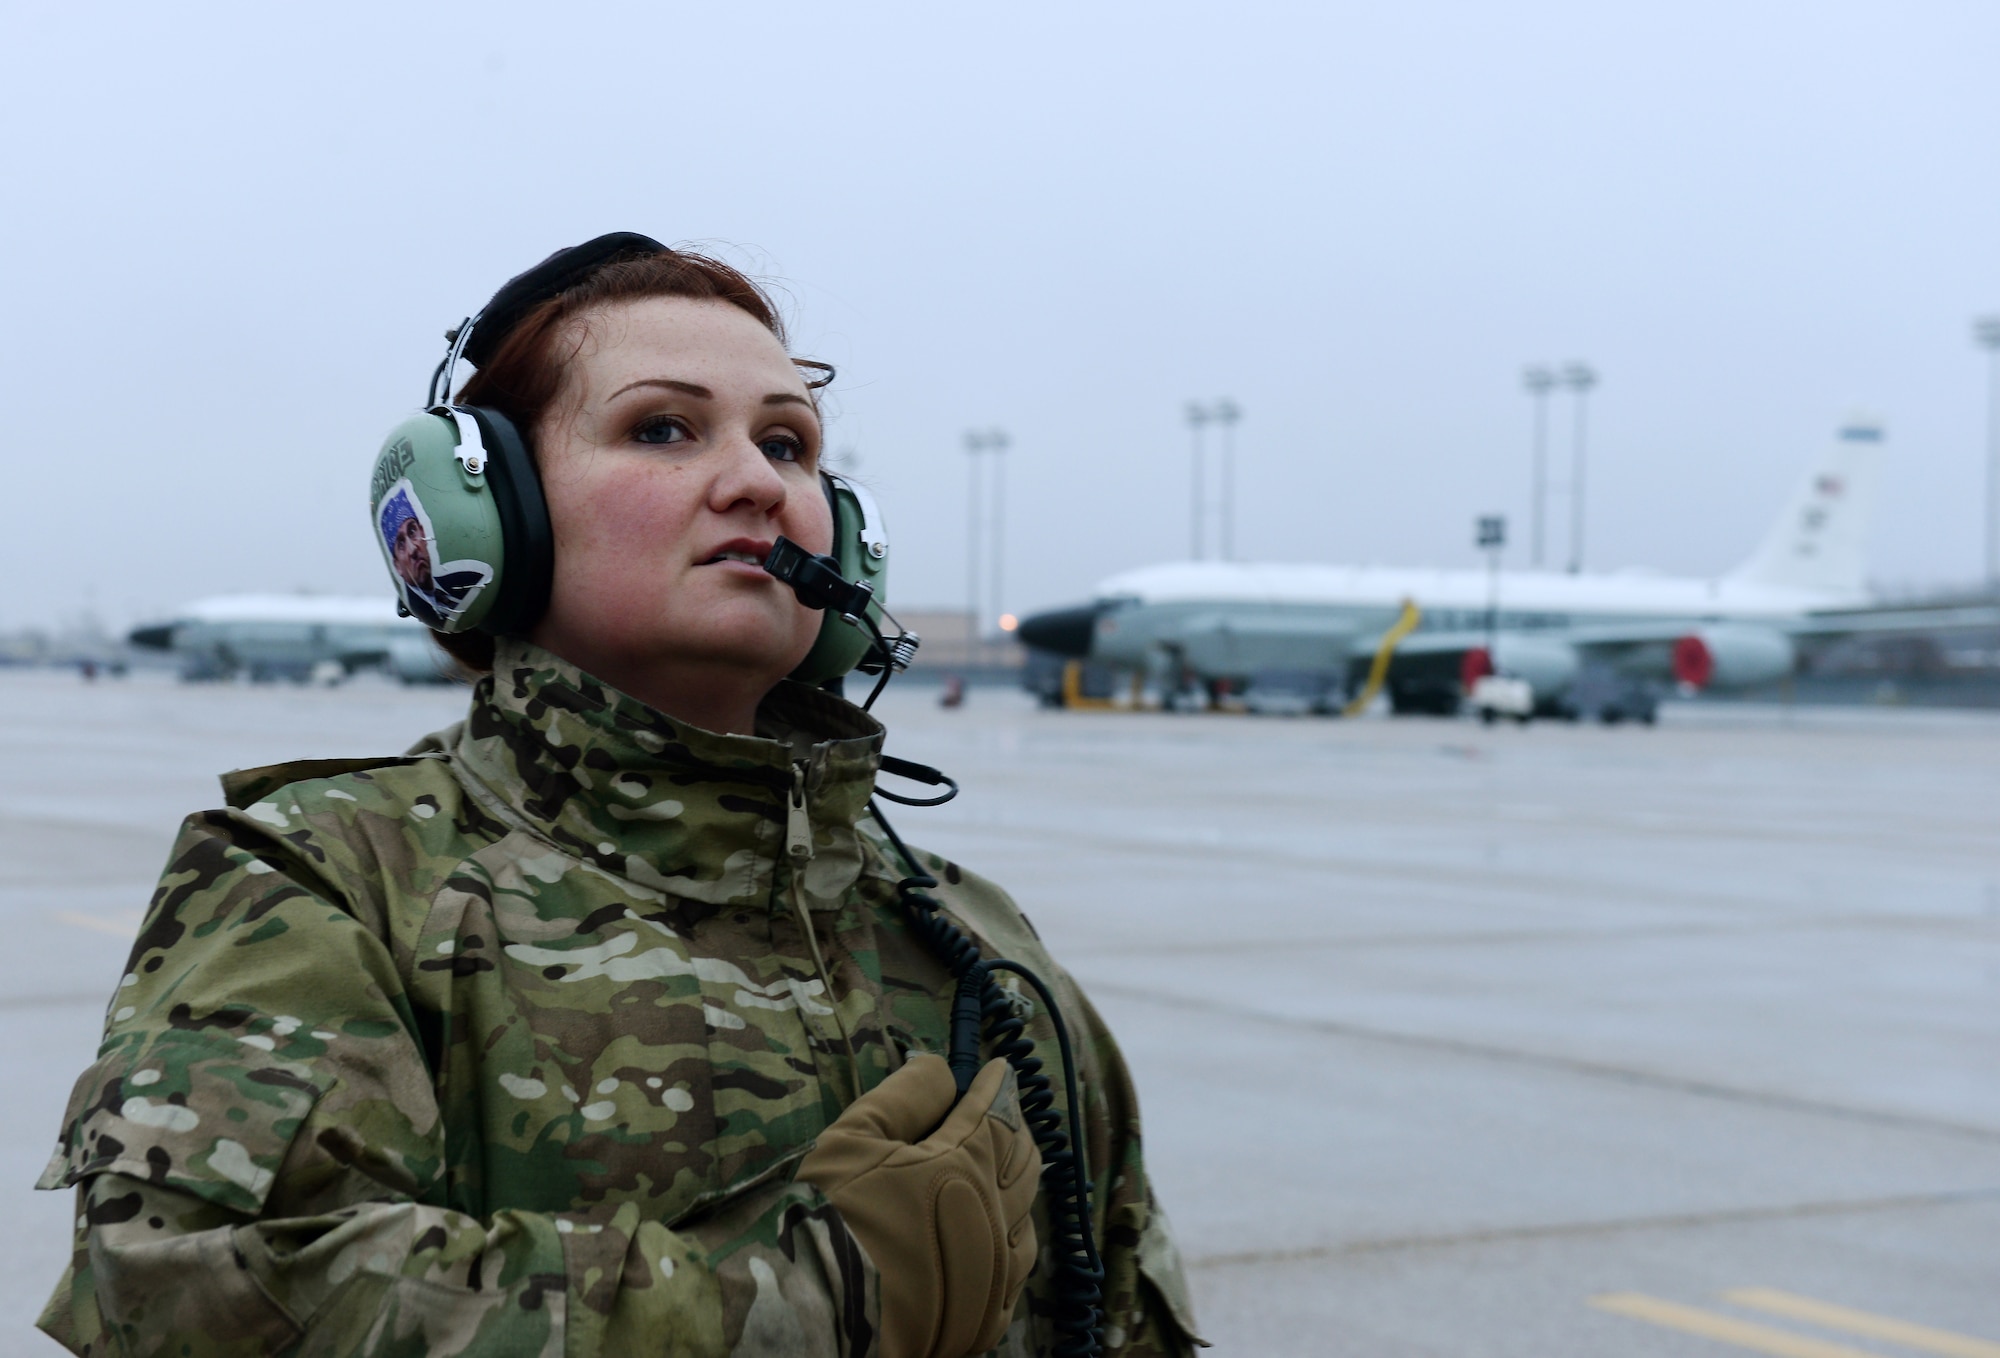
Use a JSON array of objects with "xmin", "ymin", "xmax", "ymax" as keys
[
  {"xmin": 764, "ymin": 535, "xmax": 1106, "ymax": 1357},
  {"xmin": 868, "ymin": 803, "xmax": 1105, "ymax": 1358}
]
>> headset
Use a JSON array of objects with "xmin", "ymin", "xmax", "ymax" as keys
[{"xmin": 366, "ymin": 231, "xmax": 896, "ymax": 685}]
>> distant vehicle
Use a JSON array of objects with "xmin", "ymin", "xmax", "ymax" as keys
[
  {"xmin": 128, "ymin": 594, "xmax": 457, "ymax": 683},
  {"xmin": 1018, "ymin": 419, "xmax": 1999, "ymax": 716},
  {"xmin": 1553, "ymin": 664, "xmax": 1660, "ymax": 725},
  {"xmin": 1468, "ymin": 674, "xmax": 1534, "ymax": 724}
]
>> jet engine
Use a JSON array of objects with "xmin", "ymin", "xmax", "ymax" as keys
[
  {"xmin": 1670, "ymin": 625, "xmax": 1794, "ymax": 690},
  {"xmin": 1461, "ymin": 636, "xmax": 1581, "ymax": 696}
]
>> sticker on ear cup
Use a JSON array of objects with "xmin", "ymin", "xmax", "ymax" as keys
[{"xmin": 375, "ymin": 480, "xmax": 494, "ymax": 629}]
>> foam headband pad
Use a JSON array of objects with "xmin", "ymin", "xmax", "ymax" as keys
[{"xmin": 461, "ymin": 231, "xmax": 669, "ymax": 370}]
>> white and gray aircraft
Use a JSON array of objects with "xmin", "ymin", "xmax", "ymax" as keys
[
  {"xmin": 1018, "ymin": 419, "xmax": 1990, "ymax": 714},
  {"xmin": 129, "ymin": 594, "xmax": 456, "ymax": 683}
]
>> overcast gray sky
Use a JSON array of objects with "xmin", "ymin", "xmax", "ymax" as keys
[{"xmin": 5, "ymin": 1, "xmax": 1997, "ymax": 631}]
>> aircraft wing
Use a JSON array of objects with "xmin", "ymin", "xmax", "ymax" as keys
[
  {"xmin": 1353, "ymin": 627, "xmax": 1623, "ymax": 659},
  {"xmin": 1363, "ymin": 629, "xmax": 1486, "ymax": 658},
  {"xmin": 1364, "ymin": 599, "xmax": 2000, "ymax": 660},
  {"xmin": 1356, "ymin": 596, "xmax": 2000, "ymax": 698},
  {"xmin": 1786, "ymin": 601, "xmax": 2000, "ymax": 638}
]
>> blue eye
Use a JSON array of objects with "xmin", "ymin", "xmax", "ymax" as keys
[
  {"xmin": 760, "ymin": 435, "xmax": 804, "ymax": 463},
  {"xmin": 634, "ymin": 417, "xmax": 689, "ymax": 446}
]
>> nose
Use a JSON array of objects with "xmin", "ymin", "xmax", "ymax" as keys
[
  {"xmin": 1016, "ymin": 603, "xmax": 1104, "ymax": 658},
  {"xmin": 707, "ymin": 434, "xmax": 790, "ymax": 518}
]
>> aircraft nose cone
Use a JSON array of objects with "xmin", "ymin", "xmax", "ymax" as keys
[
  {"xmin": 1016, "ymin": 603, "xmax": 1102, "ymax": 658},
  {"xmin": 128, "ymin": 623, "xmax": 176, "ymax": 651}
]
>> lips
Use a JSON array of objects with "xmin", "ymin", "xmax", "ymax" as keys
[{"xmin": 700, "ymin": 538, "xmax": 775, "ymax": 567}]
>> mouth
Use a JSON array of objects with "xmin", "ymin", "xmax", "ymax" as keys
[{"xmin": 699, "ymin": 539, "xmax": 776, "ymax": 568}]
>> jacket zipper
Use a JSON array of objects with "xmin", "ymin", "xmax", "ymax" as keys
[{"xmin": 786, "ymin": 761, "xmax": 815, "ymax": 863}]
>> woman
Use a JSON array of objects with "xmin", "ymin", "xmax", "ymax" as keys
[{"xmin": 37, "ymin": 237, "xmax": 1203, "ymax": 1358}]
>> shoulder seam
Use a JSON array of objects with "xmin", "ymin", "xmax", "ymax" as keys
[{"xmin": 219, "ymin": 753, "xmax": 450, "ymax": 810}]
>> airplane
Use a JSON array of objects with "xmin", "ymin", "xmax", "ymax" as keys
[
  {"xmin": 128, "ymin": 594, "xmax": 457, "ymax": 684},
  {"xmin": 1017, "ymin": 418, "xmax": 1997, "ymax": 717}
]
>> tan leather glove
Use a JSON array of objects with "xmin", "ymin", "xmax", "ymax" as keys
[{"xmin": 798, "ymin": 1054, "xmax": 1042, "ymax": 1358}]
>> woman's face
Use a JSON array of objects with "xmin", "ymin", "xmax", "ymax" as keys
[{"xmin": 526, "ymin": 296, "xmax": 832, "ymax": 714}]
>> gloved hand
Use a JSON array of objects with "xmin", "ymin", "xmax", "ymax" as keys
[{"xmin": 798, "ymin": 1054, "xmax": 1042, "ymax": 1358}]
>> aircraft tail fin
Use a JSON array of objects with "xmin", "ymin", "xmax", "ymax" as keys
[{"xmin": 1723, "ymin": 417, "xmax": 1880, "ymax": 597}]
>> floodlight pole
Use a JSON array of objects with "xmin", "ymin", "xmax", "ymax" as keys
[
  {"xmin": 964, "ymin": 431, "xmax": 987, "ymax": 656},
  {"xmin": 1213, "ymin": 399, "xmax": 1242, "ymax": 561},
  {"xmin": 1477, "ymin": 515, "xmax": 1506, "ymax": 653},
  {"xmin": 986, "ymin": 429, "xmax": 1010, "ymax": 630},
  {"xmin": 1562, "ymin": 363, "xmax": 1598, "ymax": 575},
  {"xmin": 1522, "ymin": 365, "xmax": 1556, "ymax": 568},
  {"xmin": 1185, "ymin": 403, "xmax": 1212, "ymax": 560},
  {"xmin": 1977, "ymin": 318, "xmax": 2000, "ymax": 589}
]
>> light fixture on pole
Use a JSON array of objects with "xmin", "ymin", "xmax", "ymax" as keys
[
  {"xmin": 1212, "ymin": 399, "xmax": 1242, "ymax": 562},
  {"xmin": 1184, "ymin": 403, "xmax": 1211, "ymax": 560},
  {"xmin": 1522, "ymin": 365, "xmax": 1556, "ymax": 569},
  {"xmin": 1562, "ymin": 362, "xmax": 1598, "ymax": 575},
  {"xmin": 1976, "ymin": 317, "xmax": 2000, "ymax": 588}
]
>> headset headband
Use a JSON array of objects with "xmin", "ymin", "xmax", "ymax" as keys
[{"xmin": 427, "ymin": 232, "xmax": 671, "ymax": 409}]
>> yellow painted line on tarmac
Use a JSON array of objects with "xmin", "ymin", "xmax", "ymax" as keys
[
  {"xmin": 1725, "ymin": 1289, "xmax": 2000, "ymax": 1358},
  {"xmin": 54, "ymin": 910, "xmax": 139, "ymax": 939},
  {"xmin": 1591, "ymin": 1293, "xmax": 1885, "ymax": 1358}
]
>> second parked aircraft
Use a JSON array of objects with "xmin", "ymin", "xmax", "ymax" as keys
[{"xmin": 1018, "ymin": 420, "xmax": 1989, "ymax": 713}]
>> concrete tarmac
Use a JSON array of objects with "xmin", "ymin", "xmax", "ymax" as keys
[{"xmin": 1, "ymin": 670, "xmax": 1994, "ymax": 1355}]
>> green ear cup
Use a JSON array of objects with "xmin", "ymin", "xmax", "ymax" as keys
[
  {"xmin": 369, "ymin": 412, "xmax": 507, "ymax": 633},
  {"xmin": 790, "ymin": 473, "xmax": 890, "ymax": 683}
]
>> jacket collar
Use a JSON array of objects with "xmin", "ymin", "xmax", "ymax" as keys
[{"xmin": 451, "ymin": 639, "xmax": 885, "ymax": 908}]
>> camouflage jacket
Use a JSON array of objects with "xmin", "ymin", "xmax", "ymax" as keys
[{"xmin": 37, "ymin": 640, "xmax": 1203, "ymax": 1358}]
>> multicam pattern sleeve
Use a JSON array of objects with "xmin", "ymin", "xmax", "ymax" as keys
[{"xmin": 36, "ymin": 796, "xmax": 874, "ymax": 1358}]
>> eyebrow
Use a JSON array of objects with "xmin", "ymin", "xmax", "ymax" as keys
[
  {"xmin": 606, "ymin": 378, "xmax": 813, "ymax": 410},
  {"xmin": 608, "ymin": 378, "xmax": 711, "ymax": 401}
]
